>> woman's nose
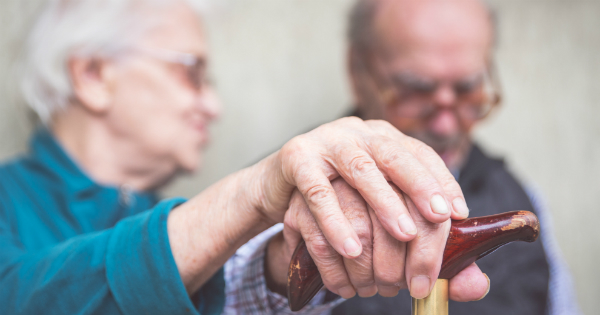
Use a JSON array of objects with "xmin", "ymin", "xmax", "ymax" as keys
[{"xmin": 198, "ymin": 87, "xmax": 222, "ymax": 120}]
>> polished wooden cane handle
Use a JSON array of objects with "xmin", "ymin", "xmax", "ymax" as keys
[{"xmin": 287, "ymin": 210, "xmax": 540, "ymax": 311}]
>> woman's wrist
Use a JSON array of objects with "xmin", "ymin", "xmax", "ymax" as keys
[
  {"xmin": 167, "ymin": 164, "xmax": 277, "ymax": 294},
  {"xmin": 246, "ymin": 150, "xmax": 294, "ymax": 225}
]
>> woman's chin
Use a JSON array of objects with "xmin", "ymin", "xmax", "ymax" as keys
[{"xmin": 181, "ymin": 154, "xmax": 202, "ymax": 174}]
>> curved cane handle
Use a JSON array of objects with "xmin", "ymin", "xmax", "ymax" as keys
[{"xmin": 287, "ymin": 210, "xmax": 540, "ymax": 311}]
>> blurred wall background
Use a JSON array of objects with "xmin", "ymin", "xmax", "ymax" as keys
[{"xmin": 0, "ymin": 0, "xmax": 598, "ymax": 313}]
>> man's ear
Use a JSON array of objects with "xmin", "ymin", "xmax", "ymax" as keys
[
  {"xmin": 68, "ymin": 57, "xmax": 115, "ymax": 114},
  {"xmin": 347, "ymin": 47, "xmax": 369, "ymax": 113}
]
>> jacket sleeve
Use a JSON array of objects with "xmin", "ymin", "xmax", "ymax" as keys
[
  {"xmin": 526, "ymin": 187, "xmax": 582, "ymax": 315},
  {"xmin": 0, "ymin": 198, "xmax": 225, "ymax": 315},
  {"xmin": 223, "ymin": 224, "xmax": 343, "ymax": 314}
]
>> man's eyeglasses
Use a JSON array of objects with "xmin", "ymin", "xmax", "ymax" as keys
[
  {"xmin": 377, "ymin": 65, "xmax": 501, "ymax": 121},
  {"xmin": 133, "ymin": 47, "xmax": 210, "ymax": 91}
]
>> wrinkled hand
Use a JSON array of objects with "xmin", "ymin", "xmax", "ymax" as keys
[
  {"xmin": 257, "ymin": 117, "xmax": 477, "ymax": 298},
  {"xmin": 259, "ymin": 117, "xmax": 469, "ymax": 256},
  {"xmin": 168, "ymin": 117, "xmax": 473, "ymax": 296},
  {"xmin": 267, "ymin": 179, "xmax": 488, "ymax": 301}
]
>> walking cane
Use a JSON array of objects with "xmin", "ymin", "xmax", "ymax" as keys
[{"xmin": 287, "ymin": 211, "xmax": 540, "ymax": 314}]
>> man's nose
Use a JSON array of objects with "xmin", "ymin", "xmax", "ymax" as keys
[
  {"xmin": 432, "ymin": 85, "xmax": 457, "ymax": 108},
  {"xmin": 428, "ymin": 85, "xmax": 460, "ymax": 137}
]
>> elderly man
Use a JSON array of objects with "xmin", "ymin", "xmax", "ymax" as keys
[
  {"xmin": 332, "ymin": 0, "xmax": 579, "ymax": 314},
  {"xmin": 0, "ymin": 0, "xmax": 491, "ymax": 314}
]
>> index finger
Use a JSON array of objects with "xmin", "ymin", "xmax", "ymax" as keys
[{"xmin": 365, "ymin": 120, "xmax": 468, "ymax": 221}]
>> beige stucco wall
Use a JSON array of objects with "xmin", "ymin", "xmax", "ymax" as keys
[{"xmin": 1, "ymin": 0, "xmax": 598, "ymax": 313}]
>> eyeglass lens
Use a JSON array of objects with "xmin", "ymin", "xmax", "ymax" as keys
[{"xmin": 386, "ymin": 72, "xmax": 498, "ymax": 120}]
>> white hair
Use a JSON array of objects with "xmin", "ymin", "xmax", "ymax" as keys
[{"xmin": 19, "ymin": 0, "xmax": 210, "ymax": 123}]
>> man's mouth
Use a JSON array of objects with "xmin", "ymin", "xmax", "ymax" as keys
[{"xmin": 409, "ymin": 131, "xmax": 463, "ymax": 155}]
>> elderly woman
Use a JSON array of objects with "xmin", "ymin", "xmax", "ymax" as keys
[{"xmin": 0, "ymin": 0, "xmax": 489, "ymax": 314}]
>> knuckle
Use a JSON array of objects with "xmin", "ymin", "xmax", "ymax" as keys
[
  {"xmin": 318, "ymin": 211, "xmax": 349, "ymax": 237},
  {"xmin": 375, "ymin": 269, "xmax": 405, "ymax": 286},
  {"xmin": 353, "ymin": 223, "xmax": 373, "ymax": 243},
  {"xmin": 347, "ymin": 155, "xmax": 377, "ymax": 178},
  {"xmin": 409, "ymin": 246, "xmax": 440, "ymax": 269},
  {"xmin": 415, "ymin": 218, "xmax": 445, "ymax": 235},
  {"xmin": 443, "ymin": 183, "xmax": 463, "ymax": 199},
  {"xmin": 366, "ymin": 119, "xmax": 395, "ymax": 132},
  {"xmin": 304, "ymin": 184, "xmax": 334, "ymax": 207},
  {"xmin": 280, "ymin": 137, "xmax": 312, "ymax": 176},
  {"xmin": 313, "ymin": 259, "xmax": 351, "ymax": 291},
  {"xmin": 281, "ymin": 136, "xmax": 309, "ymax": 160},
  {"xmin": 355, "ymin": 278, "xmax": 377, "ymax": 290},
  {"xmin": 283, "ymin": 209, "xmax": 296, "ymax": 227},
  {"xmin": 412, "ymin": 140, "xmax": 437, "ymax": 158},
  {"xmin": 322, "ymin": 275, "xmax": 351, "ymax": 292},
  {"xmin": 327, "ymin": 117, "xmax": 365, "ymax": 134},
  {"xmin": 307, "ymin": 235, "xmax": 337, "ymax": 260},
  {"xmin": 435, "ymin": 173, "xmax": 461, "ymax": 195},
  {"xmin": 287, "ymin": 192, "xmax": 307, "ymax": 211},
  {"xmin": 339, "ymin": 116, "xmax": 364, "ymax": 126},
  {"xmin": 379, "ymin": 146, "xmax": 410, "ymax": 170},
  {"xmin": 348, "ymin": 260, "xmax": 375, "ymax": 285}
]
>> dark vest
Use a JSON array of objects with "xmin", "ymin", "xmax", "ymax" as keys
[{"xmin": 332, "ymin": 144, "xmax": 550, "ymax": 315}]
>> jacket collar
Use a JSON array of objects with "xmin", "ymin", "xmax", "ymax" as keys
[{"xmin": 28, "ymin": 128, "xmax": 103, "ymax": 196}]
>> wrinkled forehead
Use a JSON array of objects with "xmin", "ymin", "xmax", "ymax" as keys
[
  {"xmin": 373, "ymin": 0, "xmax": 493, "ymax": 78},
  {"xmin": 136, "ymin": 1, "xmax": 207, "ymax": 55}
]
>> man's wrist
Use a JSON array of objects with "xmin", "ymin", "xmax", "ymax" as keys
[{"xmin": 264, "ymin": 232, "xmax": 289, "ymax": 296}]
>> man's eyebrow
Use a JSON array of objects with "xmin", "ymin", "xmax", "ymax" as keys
[
  {"xmin": 455, "ymin": 73, "xmax": 485, "ymax": 85},
  {"xmin": 391, "ymin": 72, "xmax": 436, "ymax": 85}
]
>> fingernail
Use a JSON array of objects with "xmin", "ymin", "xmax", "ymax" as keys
[
  {"xmin": 344, "ymin": 238, "xmax": 362, "ymax": 257},
  {"xmin": 409, "ymin": 276, "xmax": 431, "ymax": 299},
  {"xmin": 452, "ymin": 197, "xmax": 469, "ymax": 217},
  {"xmin": 356, "ymin": 285, "xmax": 378, "ymax": 298},
  {"xmin": 430, "ymin": 195, "xmax": 449, "ymax": 214},
  {"xmin": 338, "ymin": 285, "xmax": 356, "ymax": 299},
  {"xmin": 398, "ymin": 214, "xmax": 417, "ymax": 235},
  {"xmin": 476, "ymin": 273, "xmax": 491, "ymax": 301}
]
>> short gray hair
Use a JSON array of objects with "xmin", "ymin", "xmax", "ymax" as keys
[
  {"xmin": 347, "ymin": 0, "xmax": 498, "ymax": 54},
  {"xmin": 347, "ymin": 0, "xmax": 381, "ymax": 54},
  {"xmin": 19, "ymin": 0, "xmax": 209, "ymax": 123}
]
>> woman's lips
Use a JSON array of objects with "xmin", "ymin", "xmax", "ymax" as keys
[{"xmin": 191, "ymin": 121, "xmax": 210, "ymax": 145}]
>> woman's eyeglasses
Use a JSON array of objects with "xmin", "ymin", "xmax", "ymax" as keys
[{"xmin": 133, "ymin": 47, "xmax": 210, "ymax": 92}]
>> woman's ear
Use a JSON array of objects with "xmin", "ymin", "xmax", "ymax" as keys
[{"xmin": 68, "ymin": 57, "xmax": 115, "ymax": 114}]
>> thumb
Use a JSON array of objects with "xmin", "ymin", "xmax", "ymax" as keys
[{"xmin": 283, "ymin": 198, "xmax": 304, "ymax": 258}]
